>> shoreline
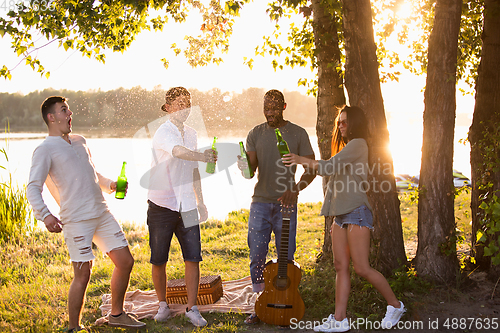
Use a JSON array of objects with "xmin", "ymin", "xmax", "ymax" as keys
[{"xmin": 0, "ymin": 127, "xmax": 283, "ymax": 140}]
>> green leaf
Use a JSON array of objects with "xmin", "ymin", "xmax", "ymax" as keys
[
  {"xmin": 161, "ymin": 58, "xmax": 169, "ymax": 69},
  {"xmin": 476, "ymin": 230, "xmax": 486, "ymax": 243},
  {"xmin": 484, "ymin": 242, "xmax": 499, "ymax": 257},
  {"xmin": 0, "ymin": 65, "xmax": 11, "ymax": 80},
  {"xmin": 492, "ymin": 255, "xmax": 500, "ymax": 266},
  {"xmin": 63, "ymin": 40, "xmax": 73, "ymax": 51},
  {"xmin": 492, "ymin": 202, "xmax": 500, "ymax": 219},
  {"xmin": 16, "ymin": 46, "xmax": 27, "ymax": 56}
]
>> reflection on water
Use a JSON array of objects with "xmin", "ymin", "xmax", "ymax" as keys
[
  {"xmin": 0, "ymin": 135, "xmax": 323, "ymax": 224},
  {"xmin": 0, "ymin": 132, "xmax": 47, "ymax": 139},
  {"xmin": 0, "ymin": 128, "xmax": 470, "ymax": 225}
]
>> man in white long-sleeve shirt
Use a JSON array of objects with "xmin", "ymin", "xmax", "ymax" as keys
[{"xmin": 26, "ymin": 96, "xmax": 146, "ymax": 332}]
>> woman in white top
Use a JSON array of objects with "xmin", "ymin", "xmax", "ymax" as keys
[{"xmin": 283, "ymin": 106, "xmax": 405, "ymax": 332}]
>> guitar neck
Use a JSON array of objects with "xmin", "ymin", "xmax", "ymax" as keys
[{"xmin": 278, "ymin": 216, "xmax": 291, "ymax": 279}]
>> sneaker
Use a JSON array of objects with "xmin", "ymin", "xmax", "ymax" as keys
[
  {"xmin": 108, "ymin": 312, "xmax": 147, "ymax": 328},
  {"xmin": 154, "ymin": 302, "xmax": 172, "ymax": 322},
  {"xmin": 381, "ymin": 301, "xmax": 406, "ymax": 329},
  {"xmin": 314, "ymin": 314, "xmax": 350, "ymax": 332},
  {"xmin": 185, "ymin": 305, "xmax": 208, "ymax": 327},
  {"xmin": 68, "ymin": 326, "xmax": 88, "ymax": 333}
]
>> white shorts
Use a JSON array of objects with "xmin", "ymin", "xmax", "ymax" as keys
[{"xmin": 62, "ymin": 211, "xmax": 129, "ymax": 262}]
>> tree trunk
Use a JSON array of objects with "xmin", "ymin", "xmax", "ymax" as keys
[
  {"xmin": 311, "ymin": 0, "xmax": 346, "ymax": 259},
  {"xmin": 415, "ymin": 0, "xmax": 462, "ymax": 284},
  {"xmin": 341, "ymin": 0, "xmax": 406, "ymax": 275},
  {"xmin": 468, "ymin": 0, "xmax": 500, "ymax": 280}
]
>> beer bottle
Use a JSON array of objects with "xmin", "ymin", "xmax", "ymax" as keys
[
  {"xmin": 206, "ymin": 136, "xmax": 217, "ymax": 174},
  {"xmin": 115, "ymin": 161, "xmax": 127, "ymax": 199},
  {"xmin": 239, "ymin": 141, "xmax": 254, "ymax": 179},
  {"xmin": 275, "ymin": 128, "xmax": 290, "ymax": 158}
]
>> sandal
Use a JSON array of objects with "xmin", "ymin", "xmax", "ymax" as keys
[{"xmin": 244, "ymin": 313, "xmax": 260, "ymax": 325}]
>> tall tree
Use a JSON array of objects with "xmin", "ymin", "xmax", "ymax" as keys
[
  {"xmin": 468, "ymin": 0, "xmax": 500, "ymax": 279},
  {"xmin": 341, "ymin": 0, "xmax": 406, "ymax": 274},
  {"xmin": 415, "ymin": 0, "xmax": 462, "ymax": 283},
  {"xmin": 311, "ymin": 0, "xmax": 346, "ymax": 256}
]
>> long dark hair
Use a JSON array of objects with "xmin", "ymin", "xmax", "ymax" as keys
[{"xmin": 331, "ymin": 105, "xmax": 370, "ymax": 156}]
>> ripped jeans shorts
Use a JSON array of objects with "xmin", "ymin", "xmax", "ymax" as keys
[
  {"xmin": 334, "ymin": 205, "xmax": 374, "ymax": 230},
  {"xmin": 62, "ymin": 210, "xmax": 128, "ymax": 262}
]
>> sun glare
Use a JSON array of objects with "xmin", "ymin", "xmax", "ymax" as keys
[
  {"xmin": 387, "ymin": 116, "xmax": 423, "ymax": 177},
  {"xmin": 396, "ymin": 2, "xmax": 413, "ymax": 20}
]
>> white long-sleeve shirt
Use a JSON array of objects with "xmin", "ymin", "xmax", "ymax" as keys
[{"xmin": 27, "ymin": 134, "xmax": 112, "ymax": 223}]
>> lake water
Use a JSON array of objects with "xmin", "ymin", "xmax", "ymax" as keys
[
  {"xmin": 0, "ymin": 134, "xmax": 325, "ymax": 224},
  {"xmin": 0, "ymin": 125, "xmax": 471, "ymax": 224}
]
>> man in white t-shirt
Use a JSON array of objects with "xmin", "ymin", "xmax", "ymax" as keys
[
  {"xmin": 27, "ymin": 96, "xmax": 146, "ymax": 332},
  {"xmin": 147, "ymin": 87, "xmax": 216, "ymax": 327}
]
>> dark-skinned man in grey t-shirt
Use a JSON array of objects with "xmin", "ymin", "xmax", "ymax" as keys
[{"xmin": 237, "ymin": 89, "xmax": 316, "ymax": 324}]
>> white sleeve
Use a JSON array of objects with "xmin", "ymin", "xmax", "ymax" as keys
[
  {"xmin": 153, "ymin": 125, "xmax": 183, "ymax": 156},
  {"xmin": 97, "ymin": 172, "xmax": 113, "ymax": 194},
  {"xmin": 26, "ymin": 146, "xmax": 52, "ymax": 221}
]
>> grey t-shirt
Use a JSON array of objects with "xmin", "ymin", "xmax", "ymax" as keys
[{"xmin": 246, "ymin": 121, "xmax": 314, "ymax": 203}]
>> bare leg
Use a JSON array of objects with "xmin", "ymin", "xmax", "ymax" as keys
[
  {"xmin": 347, "ymin": 225, "xmax": 400, "ymax": 308},
  {"xmin": 106, "ymin": 246, "xmax": 134, "ymax": 316},
  {"xmin": 185, "ymin": 261, "xmax": 200, "ymax": 309},
  {"xmin": 152, "ymin": 263, "xmax": 167, "ymax": 302},
  {"xmin": 68, "ymin": 261, "xmax": 92, "ymax": 330},
  {"xmin": 331, "ymin": 224, "xmax": 351, "ymax": 321}
]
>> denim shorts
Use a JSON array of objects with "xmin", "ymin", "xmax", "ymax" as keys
[
  {"xmin": 334, "ymin": 205, "xmax": 374, "ymax": 230},
  {"xmin": 147, "ymin": 200, "xmax": 202, "ymax": 265}
]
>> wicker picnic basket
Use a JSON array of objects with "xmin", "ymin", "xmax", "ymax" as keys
[{"xmin": 166, "ymin": 275, "xmax": 223, "ymax": 305}]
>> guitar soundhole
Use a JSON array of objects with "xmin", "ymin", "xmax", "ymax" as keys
[{"xmin": 273, "ymin": 276, "xmax": 290, "ymax": 290}]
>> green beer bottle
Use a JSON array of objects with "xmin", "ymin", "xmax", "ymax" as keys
[
  {"xmin": 239, "ymin": 141, "xmax": 254, "ymax": 179},
  {"xmin": 275, "ymin": 128, "xmax": 290, "ymax": 158},
  {"xmin": 115, "ymin": 161, "xmax": 127, "ymax": 199},
  {"xmin": 206, "ymin": 136, "xmax": 217, "ymax": 174}
]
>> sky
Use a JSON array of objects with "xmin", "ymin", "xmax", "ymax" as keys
[{"xmin": 0, "ymin": 1, "xmax": 315, "ymax": 95}]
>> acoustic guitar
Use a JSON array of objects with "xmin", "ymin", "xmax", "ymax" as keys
[{"xmin": 254, "ymin": 205, "xmax": 305, "ymax": 326}]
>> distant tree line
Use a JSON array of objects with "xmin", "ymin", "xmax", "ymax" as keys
[{"xmin": 0, "ymin": 87, "xmax": 317, "ymax": 137}]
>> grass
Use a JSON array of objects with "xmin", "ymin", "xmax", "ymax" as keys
[
  {"xmin": 0, "ymin": 171, "xmax": 36, "ymax": 244},
  {"xmin": 399, "ymin": 188, "xmax": 472, "ymax": 256},
  {"xmin": 0, "ymin": 194, "xmax": 472, "ymax": 332}
]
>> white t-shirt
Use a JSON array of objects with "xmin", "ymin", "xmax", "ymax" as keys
[
  {"xmin": 27, "ymin": 134, "xmax": 112, "ymax": 223},
  {"xmin": 147, "ymin": 120, "xmax": 199, "ymax": 212}
]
